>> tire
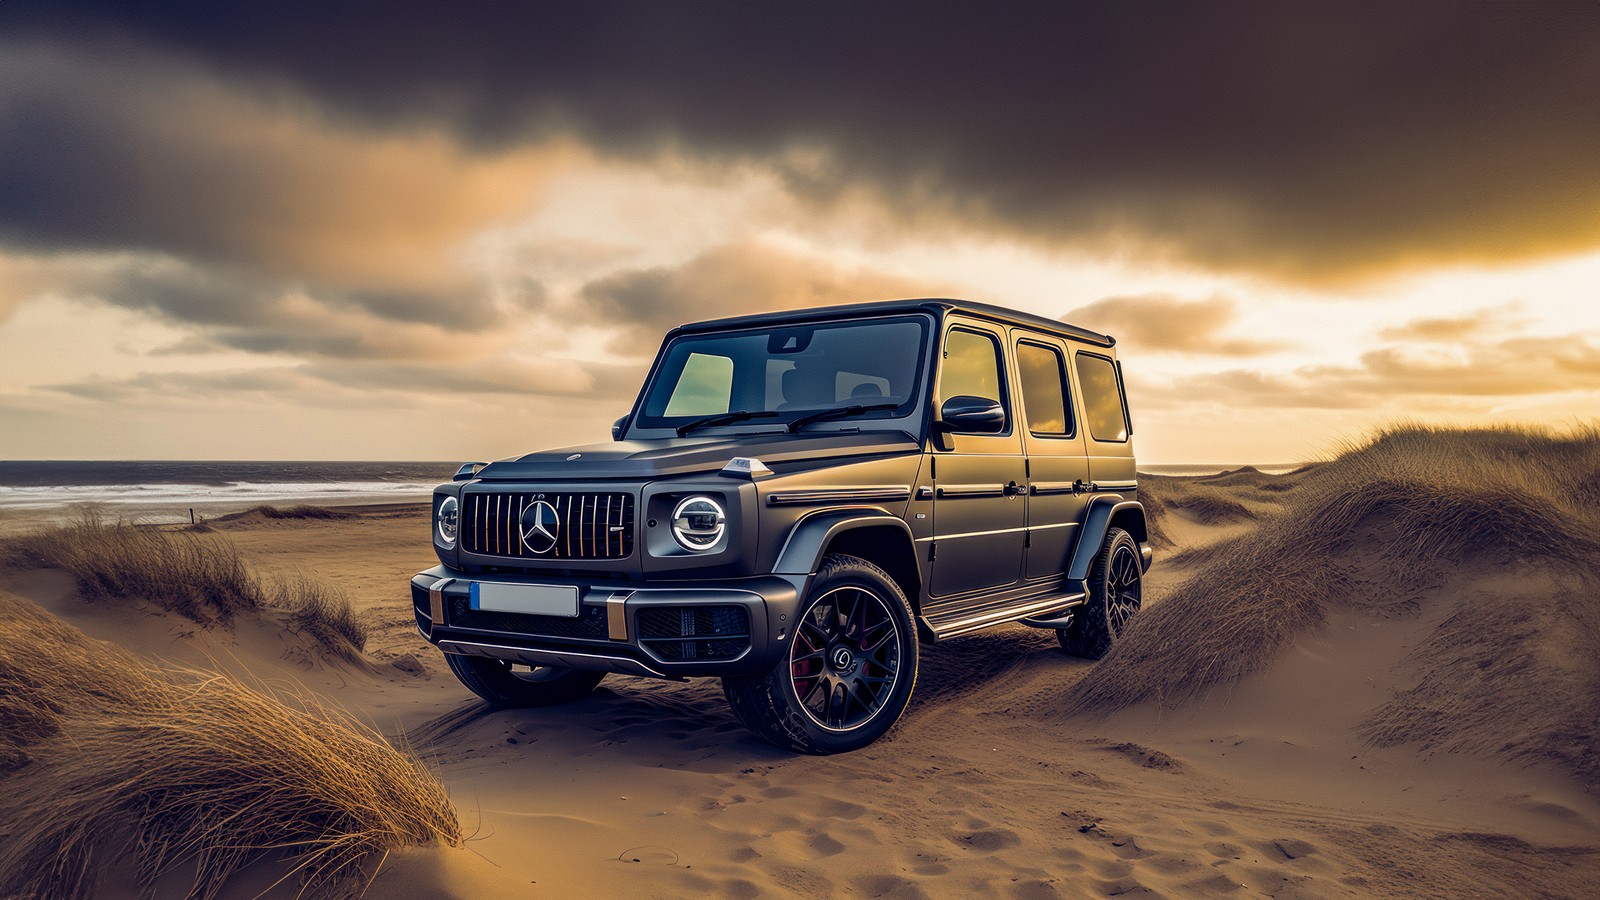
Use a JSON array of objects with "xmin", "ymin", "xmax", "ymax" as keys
[
  {"xmin": 444, "ymin": 653, "xmax": 606, "ymax": 708},
  {"xmin": 1058, "ymin": 527, "xmax": 1142, "ymax": 659},
  {"xmin": 723, "ymin": 554, "xmax": 919, "ymax": 754}
]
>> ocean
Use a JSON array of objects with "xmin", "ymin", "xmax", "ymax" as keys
[
  {"xmin": 0, "ymin": 459, "xmax": 1305, "ymax": 532},
  {"xmin": 0, "ymin": 461, "xmax": 457, "ymax": 530}
]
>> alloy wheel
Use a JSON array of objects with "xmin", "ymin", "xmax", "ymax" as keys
[
  {"xmin": 788, "ymin": 586, "xmax": 904, "ymax": 732},
  {"xmin": 1107, "ymin": 544, "xmax": 1142, "ymax": 635}
]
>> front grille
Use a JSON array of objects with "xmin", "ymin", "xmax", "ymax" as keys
[
  {"xmin": 447, "ymin": 596, "xmax": 608, "ymax": 641},
  {"xmin": 463, "ymin": 491, "xmax": 634, "ymax": 560},
  {"xmin": 637, "ymin": 605, "xmax": 751, "ymax": 662}
]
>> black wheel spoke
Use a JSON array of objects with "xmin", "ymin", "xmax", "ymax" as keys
[
  {"xmin": 1105, "ymin": 545, "xmax": 1142, "ymax": 635},
  {"xmin": 800, "ymin": 617, "xmax": 832, "ymax": 646},
  {"xmin": 792, "ymin": 646, "xmax": 826, "ymax": 664},
  {"xmin": 789, "ymin": 584, "xmax": 905, "ymax": 733}
]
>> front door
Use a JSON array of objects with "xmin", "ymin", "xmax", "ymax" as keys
[
  {"xmin": 1015, "ymin": 336, "xmax": 1092, "ymax": 580},
  {"xmin": 929, "ymin": 321, "xmax": 1026, "ymax": 597}
]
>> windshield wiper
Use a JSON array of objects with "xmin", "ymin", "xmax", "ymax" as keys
[
  {"xmin": 786, "ymin": 402, "xmax": 900, "ymax": 434},
  {"xmin": 675, "ymin": 409, "xmax": 779, "ymax": 437}
]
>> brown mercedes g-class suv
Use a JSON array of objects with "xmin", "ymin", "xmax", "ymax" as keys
[{"xmin": 413, "ymin": 298, "xmax": 1150, "ymax": 753}]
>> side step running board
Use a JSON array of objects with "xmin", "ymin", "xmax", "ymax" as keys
[
  {"xmin": 1019, "ymin": 611, "xmax": 1076, "ymax": 629},
  {"xmin": 922, "ymin": 591, "xmax": 1086, "ymax": 641}
]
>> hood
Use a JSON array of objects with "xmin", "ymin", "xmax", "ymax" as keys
[{"xmin": 474, "ymin": 430, "xmax": 919, "ymax": 482}]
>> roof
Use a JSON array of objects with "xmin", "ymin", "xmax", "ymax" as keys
[{"xmin": 668, "ymin": 298, "xmax": 1116, "ymax": 347}]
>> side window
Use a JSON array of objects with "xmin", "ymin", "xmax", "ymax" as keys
[
  {"xmin": 663, "ymin": 352, "xmax": 733, "ymax": 416},
  {"xmin": 939, "ymin": 328, "xmax": 1008, "ymax": 425},
  {"xmin": 1074, "ymin": 352, "xmax": 1128, "ymax": 442},
  {"xmin": 1016, "ymin": 341, "xmax": 1073, "ymax": 436}
]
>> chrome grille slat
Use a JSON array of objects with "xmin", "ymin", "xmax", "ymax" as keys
[{"xmin": 463, "ymin": 491, "xmax": 634, "ymax": 560}]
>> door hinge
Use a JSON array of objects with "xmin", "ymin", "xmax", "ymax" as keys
[
  {"xmin": 928, "ymin": 541, "xmax": 937, "ymax": 562},
  {"xmin": 1024, "ymin": 531, "xmax": 1032, "ymax": 548}
]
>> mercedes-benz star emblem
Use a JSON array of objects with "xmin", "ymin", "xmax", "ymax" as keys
[{"xmin": 519, "ymin": 500, "xmax": 560, "ymax": 554}]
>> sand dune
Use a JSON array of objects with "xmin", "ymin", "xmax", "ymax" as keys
[{"xmin": 2, "ymin": 426, "xmax": 1598, "ymax": 897}]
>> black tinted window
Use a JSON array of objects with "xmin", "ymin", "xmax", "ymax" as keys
[
  {"xmin": 637, "ymin": 316, "xmax": 929, "ymax": 429},
  {"xmin": 1074, "ymin": 352, "xmax": 1128, "ymax": 442},
  {"xmin": 1017, "ymin": 341, "xmax": 1072, "ymax": 436}
]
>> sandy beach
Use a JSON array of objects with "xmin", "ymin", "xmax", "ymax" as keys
[{"xmin": 3, "ymin": 430, "xmax": 1596, "ymax": 898}]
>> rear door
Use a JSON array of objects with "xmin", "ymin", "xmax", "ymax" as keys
[
  {"xmin": 1014, "ymin": 334, "xmax": 1092, "ymax": 580},
  {"xmin": 1072, "ymin": 348, "xmax": 1136, "ymax": 489},
  {"xmin": 929, "ymin": 319, "xmax": 1027, "ymax": 597}
]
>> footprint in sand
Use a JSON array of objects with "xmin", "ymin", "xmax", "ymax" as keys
[
  {"xmin": 618, "ymin": 845, "xmax": 680, "ymax": 865},
  {"xmin": 807, "ymin": 831, "xmax": 845, "ymax": 857},
  {"xmin": 816, "ymin": 797, "xmax": 868, "ymax": 819},
  {"xmin": 952, "ymin": 828, "xmax": 1022, "ymax": 852},
  {"xmin": 1270, "ymin": 837, "xmax": 1318, "ymax": 860}
]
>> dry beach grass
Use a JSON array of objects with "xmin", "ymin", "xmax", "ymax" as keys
[
  {"xmin": 0, "ymin": 512, "xmax": 369, "ymax": 662},
  {"xmin": 0, "ymin": 589, "xmax": 459, "ymax": 900}
]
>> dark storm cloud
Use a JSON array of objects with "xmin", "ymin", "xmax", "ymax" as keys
[
  {"xmin": 0, "ymin": 40, "xmax": 554, "ymax": 330},
  {"xmin": 6, "ymin": 1, "xmax": 1598, "ymax": 282},
  {"xmin": 29, "ymin": 253, "xmax": 533, "ymax": 359}
]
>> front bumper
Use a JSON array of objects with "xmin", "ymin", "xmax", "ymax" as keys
[{"xmin": 410, "ymin": 566, "xmax": 803, "ymax": 678}]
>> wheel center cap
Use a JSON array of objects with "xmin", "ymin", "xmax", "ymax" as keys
[{"xmin": 830, "ymin": 646, "xmax": 855, "ymax": 672}]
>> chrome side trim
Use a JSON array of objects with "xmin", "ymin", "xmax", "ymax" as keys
[
  {"xmin": 1094, "ymin": 480, "xmax": 1139, "ymax": 492},
  {"xmin": 1030, "ymin": 481, "xmax": 1081, "ymax": 495},
  {"xmin": 437, "ymin": 639, "xmax": 668, "ymax": 679},
  {"xmin": 936, "ymin": 483, "xmax": 1006, "ymax": 498},
  {"xmin": 607, "ymin": 591, "xmax": 632, "ymax": 641},
  {"xmin": 915, "ymin": 524, "xmax": 1028, "ymax": 542},
  {"xmin": 766, "ymin": 486, "xmax": 911, "ymax": 506}
]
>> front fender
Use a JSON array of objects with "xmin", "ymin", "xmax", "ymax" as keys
[{"xmin": 772, "ymin": 508, "xmax": 915, "ymax": 576}]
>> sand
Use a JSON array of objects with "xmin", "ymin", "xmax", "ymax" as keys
[{"xmin": 4, "ymin": 470, "xmax": 1598, "ymax": 898}]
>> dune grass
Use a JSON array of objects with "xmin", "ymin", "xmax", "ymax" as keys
[
  {"xmin": 1138, "ymin": 475, "xmax": 1261, "ymax": 547},
  {"xmin": 0, "ymin": 513, "xmax": 367, "ymax": 660},
  {"xmin": 0, "ymin": 589, "xmax": 459, "ymax": 900},
  {"xmin": 1068, "ymin": 424, "xmax": 1600, "ymax": 782},
  {"xmin": 216, "ymin": 504, "xmax": 357, "ymax": 522}
]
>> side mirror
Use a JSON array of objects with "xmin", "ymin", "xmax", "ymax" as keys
[
  {"xmin": 938, "ymin": 395, "xmax": 1005, "ymax": 434},
  {"xmin": 611, "ymin": 416, "xmax": 629, "ymax": 441}
]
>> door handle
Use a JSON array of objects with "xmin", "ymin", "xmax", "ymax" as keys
[{"xmin": 1003, "ymin": 480, "xmax": 1021, "ymax": 497}]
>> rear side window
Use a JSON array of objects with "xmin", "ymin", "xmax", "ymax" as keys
[
  {"xmin": 1074, "ymin": 352, "xmax": 1128, "ymax": 442},
  {"xmin": 939, "ymin": 328, "xmax": 1008, "ymax": 427},
  {"xmin": 1016, "ymin": 341, "xmax": 1073, "ymax": 436}
]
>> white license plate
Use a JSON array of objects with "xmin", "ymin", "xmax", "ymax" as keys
[{"xmin": 470, "ymin": 582, "xmax": 580, "ymax": 618}]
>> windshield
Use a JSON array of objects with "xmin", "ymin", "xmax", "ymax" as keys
[{"xmin": 634, "ymin": 315, "xmax": 931, "ymax": 433}]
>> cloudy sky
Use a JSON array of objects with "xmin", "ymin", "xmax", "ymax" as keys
[{"xmin": 1, "ymin": 2, "xmax": 1597, "ymax": 464}]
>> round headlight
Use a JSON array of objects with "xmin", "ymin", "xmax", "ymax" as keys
[
  {"xmin": 436, "ymin": 496, "xmax": 459, "ymax": 546},
  {"xmin": 671, "ymin": 495, "xmax": 725, "ymax": 552}
]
